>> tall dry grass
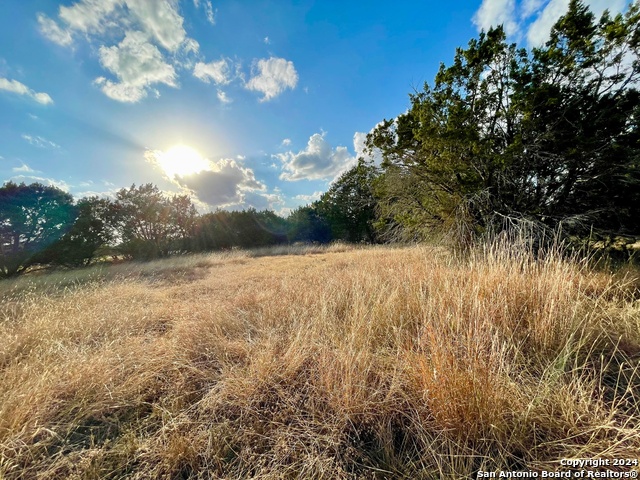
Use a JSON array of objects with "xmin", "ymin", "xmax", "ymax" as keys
[{"xmin": 0, "ymin": 243, "xmax": 639, "ymax": 479}]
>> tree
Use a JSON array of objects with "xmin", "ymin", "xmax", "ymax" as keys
[
  {"xmin": 114, "ymin": 184, "xmax": 197, "ymax": 259},
  {"xmin": 316, "ymin": 159, "xmax": 379, "ymax": 242},
  {"xmin": 367, "ymin": 0, "xmax": 640, "ymax": 242},
  {"xmin": 0, "ymin": 182, "xmax": 76, "ymax": 276},
  {"xmin": 36, "ymin": 196, "xmax": 118, "ymax": 267},
  {"xmin": 287, "ymin": 205, "xmax": 332, "ymax": 244}
]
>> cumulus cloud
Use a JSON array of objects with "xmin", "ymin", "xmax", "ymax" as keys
[
  {"xmin": 37, "ymin": 0, "xmax": 198, "ymax": 102},
  {"xmin": 0, "ymin": 78, "xmax": 53, "ymax": 105},
  {"xmin": 281, "ymin": 138, "xmax": 292, "ymax": 147},
  {"xmin": 42, "ymin": 0, "xmax": 187, "ymax": 51},
  {"xmin": 246, "ymin": 57, "xmax": 298, "ymax": 101},
  {"xmin": 21, "ymin": 134, "xmax": 60, "ymax": 149},
  {"xmin": 276, "ymin": 132, "xmax": 356, "ymax": 181},
  {"xmin": 145, "ymin": 148, "xmax": 266, "ymax": 209},
  {"xmin": 176, "ymin": 159, "xmax": 265, "ymax": 207},
  {"xmin": 125, "ymin": 0, "xmax": 187, "ymax": 52},
  {"xmin": 472, "ymin": 0, "xmax": 628, "ymax": 46},
  {"xmin": 57, "ymin": 0, "xmax": 121, "ymax": 35},
  {"xmin": 37, "ymin": 13, "xmax": 74, "ymax": 46},
  {"xmin": 95, "ymin": 31, "xmax": 177, "ymax": 102},
  {"xmin": 193, "ymin": 58, "xmax": 232, "ymax": 85}
]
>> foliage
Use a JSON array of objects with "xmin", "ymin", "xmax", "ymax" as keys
[
  {"xmin": 367, "ymin": 0, "xmax": 640, "ymax": 242},
  {"xmin": 35, "ymin": 197, "xmax": 118, "ymax": 267},
  {"xmin": 286, "ymin": 205, "xmax": 332, "ymax": 243},
  {"xmin": 114, "ymin": 184, "xmax": 197, "ymax": 259},
  {"xmin": 315, "ymin": 159, "xmax": 379, "ymax": 243},
  {"xmin": 0, "ymin": 182, "xmax": 76, "ymax": 276},
  {"xmin": 192, "ymin": 209, "xmax": 288, "ymax": 251}
]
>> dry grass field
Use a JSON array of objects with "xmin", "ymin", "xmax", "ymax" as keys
[{"xmin": 0, "ymin": 244, "xmax": 639, "ymax": 479}]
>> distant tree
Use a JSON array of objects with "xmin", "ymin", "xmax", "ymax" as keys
[
  {"xmin": 35, "ymin": 196, "xmax": 118, "ymax": 267},
  {"xmin": 0, "ymin": 182, "xmax": 75, "ymax": 276},
  {"xmin": 287, "ymin": 205, "xmax": 332, "ymax": 243},
  {"xmin": 192, "ymin": 209, "xmax": 288, "ymax": 251},
  {"xmin": 227, "ymin": 209, "xmax": 288, "ymax": 248},
  {"xmin": 192, "ymin": 210, "xmax": 235, "ymax": 251},
  {"xmin": 254, "ymin": 210, "xmax": 289, "ymax": 245},
  {"xmin": 168, "ymin": 194, "xmax": 198, "ymax": 252},
  {"xmin": 114, "ymin": 184, "xmax": 197, "ymax": 259},
  {"xmin": 316, "ymin": 159, "xmax": 379, "ymax": 242}
]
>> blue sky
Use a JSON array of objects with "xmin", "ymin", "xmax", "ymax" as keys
[{"xmin": 0, "ymin": 0, "xmax": 631, "ymax": 214}]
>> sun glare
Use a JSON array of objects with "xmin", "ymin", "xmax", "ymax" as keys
[{"xmin": 158, "ymin": 145, "xmax": 209, "ymax": 178}]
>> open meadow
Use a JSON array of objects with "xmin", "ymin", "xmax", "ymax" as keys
[{"xmin": 1, "ymin": 244, "xmax": 639, "ymax": 479}]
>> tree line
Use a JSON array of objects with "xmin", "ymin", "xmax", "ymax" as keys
[
  {"xmin": 2, "ymin": 1, "xmax": 639, "ymax": 276},
  {"xmin": 0, "ymin": 179, "xmax": 379, "ymax": 277}
]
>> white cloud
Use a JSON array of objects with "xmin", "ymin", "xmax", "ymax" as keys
[
  {"xmin": 183, "ymin": 38, "xmax": 200, "ymax": 54},
  {"xmin": 192, "ymin": 0, "xmax": 215, "ymax": 25},
  {"xmin": 353, "ymin": 131, "xmax": 382, "ymax": 165},
  {"xmin": 246, "ymin": 57, "xmax": 298, "ymax": 101},
  {"xmin": 21, "ymin": 134, "xmax": 60, "ymax": 149},
  {"xmin": 264, "ymin": 36, "xmax": 271, "ymax": 44},
  {"xmin": 193, "ymin": 58, "xmax": 232, "ymax": 84},
  {"xmin": 46, "ymin": 0, "xmax": 187, "ymax": 51},
  {"xmin": 527, "ymin": 0, "xmax": 627, "ymax": 46},
  {"xmin": 241, "ymin": 191, "xmax": 285, "ymax": 211},
  {"xmin": 281, "ymin": 138, "xmax": 292, "ymax": 147},
  {"xmin": 57, "ymin": 0, "xmax": 121, "ymax": 35},
  {"xmin": 217, "ymin": 89, "xmax": 232, "ymax": 103},
  {"xmin": 37, "ymin": 13, "xmax": 74, "ymax": 46},
  {"xmin": 37, "ymin": 0, "xmax": 199, "ymax": 102},
  {"xmin": 473, "ymin": 0, "xmax": 518, "ymax": 36},
  {"xmin": 12, "ymin": 164, "xmax": 39, "ymax": 173},
  {"xmin": 10, "ymin": 175, "xmax": 70, "ymax": 191},
  {"xmin": 0, "ymin": 78, "xmax": 53, "ymax": 105},
  {"xmin": 204, "ymin": 1, "xmax": 216, "ymax": 25},
  {"xmin": 472, "ymin": 0, "xmax": 629, "ymax": 46},
  {"xmin": 125, "ymin": 0, "xmax": 187, "ymax": 52},
  {"xmin": 521, "ymin": 0, "xmax": 546, "ymax": 17},
  {"xmin": 276, "ymin": 132, "xmax": 357, "ymax": 181},
  {"xmin": 525, "ymin": 0, "xmax": 567, "ymax": 46},
  {"xmin": 294, "ymin": 191, "xmax": 323, "ymax": 203},
  {"xmin": 95, "ymin": 31, "xmax": 177, "ymax": 103}
]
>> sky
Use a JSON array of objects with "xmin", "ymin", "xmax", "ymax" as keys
[{"xmin": 0, "ymin": 0, "xmax": 632, "ymax": 215}]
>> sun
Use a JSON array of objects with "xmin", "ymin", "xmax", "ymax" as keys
[{"xmin": 157, "ymin": 145, "xmax": 209, "ymax": 178}]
